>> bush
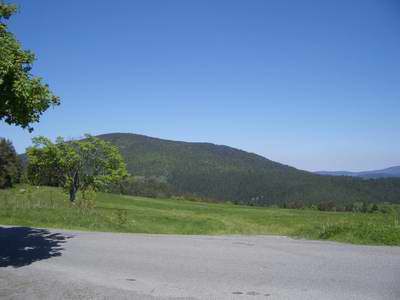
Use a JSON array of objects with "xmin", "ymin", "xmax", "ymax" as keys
[
  {"xmin": 317, "ymin": 201, "xmax": 336, "ymax": 211},
  {"xmin": 286, "ymin": 200, "xmax": 305, "ymax": 209}
]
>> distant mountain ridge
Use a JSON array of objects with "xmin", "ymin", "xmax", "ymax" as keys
[
  {"xmin": 315, "ymin": 166, "xmax": 400, "ymax": 179},
  {"xmin": 95, "ymin": 133, "xmax": 400, "ymax": 206}
]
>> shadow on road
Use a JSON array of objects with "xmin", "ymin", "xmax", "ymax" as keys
[{"xmin": 0, "ymin": 226, "xmax": 72, "ymax": 268}]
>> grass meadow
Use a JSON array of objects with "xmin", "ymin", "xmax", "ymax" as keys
[{"xmin": 0, "ymin": 185, "xmax": 399, "ymax": 245}]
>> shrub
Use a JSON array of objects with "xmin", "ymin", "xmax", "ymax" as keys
[{"xmin": 317, "ymin": 201, "xmax": 336, "ymax": 211}]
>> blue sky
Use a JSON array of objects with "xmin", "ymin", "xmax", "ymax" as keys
[{"xmin": 1, "ymin": 0, "xmax": 399, "ymax": 171}]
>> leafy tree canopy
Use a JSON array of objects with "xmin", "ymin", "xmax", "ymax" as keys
[
  {"xmin": 27, "ymin": 135, "xmax": 128, "ymax": 201},
  {"xmin": 0, "ymin": 1, "xmax": 59, "ymax": 132}
]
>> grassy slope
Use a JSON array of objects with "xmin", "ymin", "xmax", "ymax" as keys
[{"xmin": 1, "ymin": 185, "xmax": 399, "ymax": 245}]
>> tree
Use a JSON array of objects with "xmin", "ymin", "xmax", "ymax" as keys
[
  {"xmin": 0, "ymin": 2, "xmax": 59, "ymax": 132},
  {"xmin": 26, "ymin": 136, "xmax": 67, "ymax": 187},
  {"xmin": 0, "ymin": 137, "xmax": 21, "ymax": 188},
  {"xmin": 27, "ymin": 135, "xmax": 128, "ymax": 201}
]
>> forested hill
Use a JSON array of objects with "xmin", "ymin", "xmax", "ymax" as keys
[{"xmin": 97, "ymin": 133, "xmax": 400, "ymax": 206}]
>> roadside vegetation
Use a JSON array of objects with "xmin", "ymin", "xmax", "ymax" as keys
[{"xmin": 1, "ymin": 185, "xmax": 399, "ymax": 246}]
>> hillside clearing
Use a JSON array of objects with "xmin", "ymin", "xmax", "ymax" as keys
[{"xmin": 0, "ymin": 185, "xmax": 399, "ymax": 245}]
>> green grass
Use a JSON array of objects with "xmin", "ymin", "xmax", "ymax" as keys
[{"xmin": 1, "ymin": 185, "xmax": 399, "ymax": 245}]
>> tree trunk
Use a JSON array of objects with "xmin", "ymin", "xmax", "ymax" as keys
[{"xmin": 69, "ymin": 171, "xmax": 79, "ymax": 202}]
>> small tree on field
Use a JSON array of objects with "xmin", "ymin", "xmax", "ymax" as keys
[
  {"xmin": 27, "ymin": 135, "xmax": 128, "ymax": 201},
  {"xmin": 0, "ymin": 2, "xmax": 59, "ymax": 131},
  {"xmin": 0, "ymin": 137, "xmax": 21, "ymax": 188}
]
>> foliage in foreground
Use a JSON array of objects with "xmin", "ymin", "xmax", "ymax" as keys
[
  {"xmin": 0, "ymin": 2, "xmax": 59, "ymax": 131},
  {"xmin": 0, "ymin": 185, "xmax": 399, "ymax": 246}
]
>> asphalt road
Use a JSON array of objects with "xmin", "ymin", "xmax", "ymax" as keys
[{"xmin": 0, "ymin": 226, "xmax": 399, "ymax": 300}]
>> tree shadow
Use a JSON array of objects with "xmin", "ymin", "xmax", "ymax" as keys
[{"xmin": 0, "ymin": 226, "xmax": 72, "ymax": 268}]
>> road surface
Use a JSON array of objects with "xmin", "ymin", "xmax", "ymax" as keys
[{"xmin": 0, "ymin": 226, "xmax": 399, "ymax": 299}]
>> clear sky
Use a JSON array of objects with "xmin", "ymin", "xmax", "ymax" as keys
[{"xmin": 1, "ymin": 0, "xmax": 399, "ymax": 171}]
